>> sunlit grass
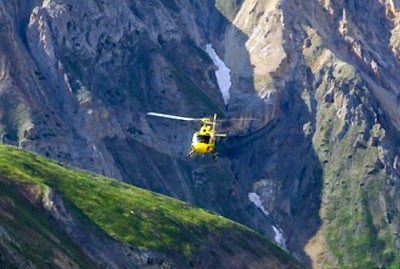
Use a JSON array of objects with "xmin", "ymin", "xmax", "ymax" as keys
[{"xmin": 0, "ymin": 144, "xmax": 248, "ymax": 256}]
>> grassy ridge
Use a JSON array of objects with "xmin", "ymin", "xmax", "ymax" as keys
[
  {"xmin": 0, "ymin": 144, "xmax": 305, "ymax": 268},
  {"xmin": 0, "ymin": 144, "xmax": 253, "ymax": 256}
]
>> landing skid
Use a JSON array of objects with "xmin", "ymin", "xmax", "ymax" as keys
[
  {"xmin": 186, "ymin": 150, "xmax": 218, "ymax": 160},
  {"xmin": 186, "ymin": 150, "xmax": 194, "ymax": 158}
]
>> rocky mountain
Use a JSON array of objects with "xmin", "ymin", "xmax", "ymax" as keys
[{"xmin": 1, "ymin": 0, "xmax": 400, "ymax": 268}]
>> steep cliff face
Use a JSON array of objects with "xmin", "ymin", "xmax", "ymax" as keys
[
  {"xmin": 1, "ymin": 0, "xmax": 400, "ymax": 268},
  {"xmin": 218, "ymin": 0, "xmax": 400, "ymax": 267}
]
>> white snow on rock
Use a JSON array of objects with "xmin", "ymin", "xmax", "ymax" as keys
[
  {"xmin": 248, "ymin": 192, "xmax": 287, "ymax": 250},
  {"xmin": 205, "ymin": 44, "xmax": 231, "ymax": 105},
  {"xmin": 272, "ymin": 225, "xmax": 287, "ymax": 250},
  {"xmin": 248, "ymin": 192, "xmax": 270, "ymax": 216}
]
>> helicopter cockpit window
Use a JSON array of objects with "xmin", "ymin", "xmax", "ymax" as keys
[{"xmin": 194, "ymin": 134, "xmax": 211, "ymax": 144}]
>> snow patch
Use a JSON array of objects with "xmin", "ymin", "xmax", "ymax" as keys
[
  {"xmin": 205, "ymin": 44, "xmax": 231, "ymax": 105},
  {"xmin": 272, "ymin": 225, "xmax": 287, "ymax": 250},
  {"xmin": 248, "ymin": 192, "xmax": 287, "ymax": 250},
  {"xmin": 248, "ymin": 192, "xmax": 269, "ymax": 216}
]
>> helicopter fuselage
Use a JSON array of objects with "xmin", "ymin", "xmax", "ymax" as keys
[
  {"xmin": 147, "ymin": 112, "xmax": 227, "ymax": 158},
  {"xmin": 190, "ymin": 124, "xmax": 215, "ymax": 154}
]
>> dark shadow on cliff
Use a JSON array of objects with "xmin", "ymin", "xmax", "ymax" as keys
[
  {"xmin": 202, "ymin": 0, "xmax": 324, "ymax": 265},
  {"xmin": 126, "ymin": 0, "xmax": 325, "ymax": 265},
  {"xmin": 262, "ymin": 5, "xmax": 323, "ymax": 266}
]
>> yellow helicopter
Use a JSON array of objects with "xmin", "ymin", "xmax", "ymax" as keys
[{"xmin": 147, "ymin": 112, "xmax": 228, "ymax": 159}]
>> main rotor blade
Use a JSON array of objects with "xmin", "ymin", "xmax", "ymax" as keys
[
  {"xmin": 215, "ymin": 118, "xmax": 258, "ymax": 122},
  {"xmin": 147, "ymin": 112, "xmax": 201, "ymax": 121}
]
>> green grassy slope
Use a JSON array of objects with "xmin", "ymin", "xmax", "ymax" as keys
[
  {"xmin": 0, "ymin": 144, "xmax": 303, "ymax": 268},
  {"xmin": 0, "ymin": 179, "xmax": 96, "ymax": 268}
]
